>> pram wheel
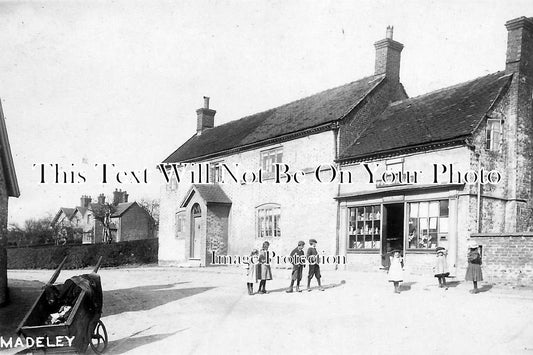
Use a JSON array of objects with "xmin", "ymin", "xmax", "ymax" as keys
[{"xmin": 89, "ymin": 320, "xmax": 108, "ymax": 354}]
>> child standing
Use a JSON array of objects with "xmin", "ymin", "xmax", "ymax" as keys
[
  {"xmin": 388, "ymin": 249, "xmax": 404, "ymax": 294},
  {"xmin": 465, "ymin": 242, "xmax": 483, "ymax": 294},
  {"xmin": 434, "ymin": 247, "xmax": 450, "ymax": 289},
  {"xmin": 256, "ymin": 241, "xmax": 273, "ymax": 294},
  {"xmin": 245, "ymin": 249, "xmax": 259, "ymax": 295}
]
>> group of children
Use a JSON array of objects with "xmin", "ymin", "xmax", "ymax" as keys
[
  {"xmin": 387, "ymin": 241, "xmax": 484, "ymax": 293},
  {"xmin": 245, "ymin": 240, "xmax": 484, "ymax": 295},
  {"xmin": 245, "ymin": 239, "xmax": 325, "ymax": 295}
]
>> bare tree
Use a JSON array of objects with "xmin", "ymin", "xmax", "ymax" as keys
[{"xmin": 138, "ymin": 198, "xmax": 160, "ymax": 226}]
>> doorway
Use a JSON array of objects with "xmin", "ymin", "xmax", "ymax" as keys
[
  {"xmin": 190, "ymin": 204, "xmax": 202, "ymax": 259},
  {"xmin": 381, "ymin": 203, "xmax": 404, "ymax": 267}
]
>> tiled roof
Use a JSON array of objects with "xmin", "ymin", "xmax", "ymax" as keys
[
  {"xmin": 111, "ymin": 202, "xmax": 135, "ymax": 217},
  {"xmin": 60, "ymin": 207, "xmax": 75, "ymax": 218},
  {"xmin": 339, "ymin": 71, "xmax": 513, "ymax": 160},
  {"xmin": 164, "ymin": 75, "xmax": 385, "ymax": 163},
  {"xmin": 194, "ymin": 184, "xmax": 232, "ymax": 204}
]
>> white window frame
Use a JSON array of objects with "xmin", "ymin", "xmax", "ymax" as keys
[
  {"xmin": 256, "ymin": 203, "xmax": 281, "ymax": 238},
  {"xmin": 485, "ymin": 118, "xmax": 503, "ymax": 152},
  {"xmin": 260, "ymin": 147, "xmax": 283, "ymax": 175}
]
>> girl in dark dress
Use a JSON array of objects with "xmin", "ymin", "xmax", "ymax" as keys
[
  {"xmin": 465, "ymin": 242, "xmax": 483, "ymax": 294},
  {"xmin": 256, "ymin": 241, "xmax": 273, "ymax": 293}
]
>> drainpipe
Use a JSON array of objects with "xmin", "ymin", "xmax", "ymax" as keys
[
  {"xmin": 333, "ymin": 124, "xmax": 341, "ymax": 271},
  {"xmin": 476, "ymin": 152, "xmax": 482, "ymax": 233}
]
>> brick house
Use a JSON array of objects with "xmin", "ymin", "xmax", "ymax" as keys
[
  {"xmin": 109, "ymin": 202, "xmax": 156, "ymax": 242},
  {"xmin": 159, "ymin": 17, "xmax": 533, "ymax": 283},
  {"xmin": 0, "ymin": 102, "xmax": 20, "ymax": 306},
  {"xmin": 52, "ymin": 189, "xmax": 155, "ymax": 244}
]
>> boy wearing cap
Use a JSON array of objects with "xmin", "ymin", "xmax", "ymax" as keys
[
  {"xmin": 286, "ymin": 241, "xmax": 305, "ymax": 293},
  {"xmin": 306, "ymin": 239, "xmax": 325, "ymax": 291},
  {"xmin": 434, "ymin": 246, "xmax": 450, "ymax": 289}
]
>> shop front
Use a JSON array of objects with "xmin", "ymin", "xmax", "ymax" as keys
[{"xmin": 338, "ymin": 185, "xmax": 463, "ymax": 275}]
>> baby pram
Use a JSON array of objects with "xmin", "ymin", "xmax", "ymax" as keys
[{"xmin": 17, "ymin": 256, "xmax": 108, "ymax": 354}]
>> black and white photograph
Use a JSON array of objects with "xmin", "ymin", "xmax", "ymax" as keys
[{"xmin": 1, "ymin": 0, "xmax": 533, "ymax": 354}]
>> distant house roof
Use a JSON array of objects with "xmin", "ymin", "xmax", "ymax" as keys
[
  {"xmin": 0, "ymin": 101, "xmax": 19, "ymax": 197},
  {"xmin": 72, "ymin": 206, "xmax": 88, "ymax": 218},
  {"xmin": 51, "ymin": 207, "xmax": 75, "ymax": 226},
  {"xmin": 164, "ymin": 75, "xmax": 386, "ymax": 163},
  {"xmin": 111, "ymin": 202, "xmax": 136, "ymax": 217},
  {"xmin": 339, "ymin": 71, "xmax": 513, "ymax": 161},
  {"xmin": 180, "ymin": 184, "xmax": 232, "ymax": 208}
]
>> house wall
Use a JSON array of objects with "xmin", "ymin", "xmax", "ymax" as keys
[
  {"xmin": 159, "ymin": 131, "xmax": 339, "ymax": 268},
  {"xmin": 116, "ymin": 204, "xmax": 154, "ymax": 242},
  {"xmin": 0, "ymin": 159, "xmax": 8, "ymax": 305}
]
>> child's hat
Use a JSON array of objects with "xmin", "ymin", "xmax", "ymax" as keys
[
  {"xmin": 467, "ymin": 241, "xmax": 479, "ymax": 249},
  {"xmin": 390, "ymin": 249, "xmax": 402, "ymax": 254},
  {"xmin": 436, "ymin": 246, "xmax": 446, "ymax": 253},
  {"xmin": 309, "ymin": 238, "xmax": 317, "ymax": 244}
]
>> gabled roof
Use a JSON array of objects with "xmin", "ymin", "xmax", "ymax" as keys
[
  {"xmin": 339, "ymin": 71, "xmax": 513, "ymax": 161},
  {"xmin": 51, "ymin": 207, "xmax": 75, "ymax": 226},
  {"xmin": 181, "ymin": 184, "xmax": 232, "ymax": 208},
  {"xmin": 0, "ymin": 101, "xmax": 19, "ymax": 197},
  {"xmin": 164, "ymin": 75, "xmax": 386, "ymax": 163},
  {"xmin": 111, "ymin": 202, "xmax": 136, "ymax": 217},
  {"xmin": 71, "ymin": 206, "xmax": 88, "ymax": 218}
]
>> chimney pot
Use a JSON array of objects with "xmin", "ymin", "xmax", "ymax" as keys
[
  {"xmin": 386, "ymin": 26, "xmax": 394, "ymax": 40},
  {"xmin": 203, "ymin": 96, "xmax": 210, "ymax": 109}
]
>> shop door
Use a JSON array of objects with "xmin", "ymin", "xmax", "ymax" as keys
[{"xmin": 381, "ymin": 203, "xmax": 405, "ymax": 267}]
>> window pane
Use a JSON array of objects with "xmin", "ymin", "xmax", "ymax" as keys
[
  {"xmin": 439, "ymin": 217, "xmax": 449, "ymax": 233},
  {"xmin": 419, "ymin": 202, "xmax": 429, "ymax": 217},
  {"xmin": 439, "ymin": 200, "xmax": 449, "ymax": 217},
  {"xmin": 409, "ymin": 203, "xmax": 418, "ymax": 218},
  {"xmin": 408, "ymin": 218, "xmax": 418, "ymax": 248},
  {"xmin": 429, "ymin": 202, "xmax": 439, "ymax": 216}
]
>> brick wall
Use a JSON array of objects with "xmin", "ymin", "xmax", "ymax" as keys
[
  {"xmin": 206, "ymin": 204, "xmax": 230, "ymax": 263},
  {"xmin": 470, "ymin": 233, "xmax": 533, "ymax": 285}
]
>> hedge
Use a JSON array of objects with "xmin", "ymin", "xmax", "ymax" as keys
[{"xmin": 7, "ymin": 238, "xmax": 158, "ymax": 269}]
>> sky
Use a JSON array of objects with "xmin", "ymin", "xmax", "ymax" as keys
[{"xmin": 0, "ymin": 0, "xmax": 531, "ymax": 225}]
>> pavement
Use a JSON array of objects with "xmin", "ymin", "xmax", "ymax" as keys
[{"xmin": 2, "ymin": 266, "xmax": 533, "ymax": 355}]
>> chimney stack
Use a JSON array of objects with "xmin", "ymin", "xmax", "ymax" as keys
[
  {"xmin": 196, "ymin": 96, "xmax": 216, "ymax": 135},
  {"xmin": 374, "ymin": 26, "xmax": 404, "ymax": 82},
  {"xmin": 97, "ymin": 193, "xmax": 106, "ymax": 205},
  {"xmin": 112, "ymin": 189, "xmax": 128, "ymax": 205},
  {"xmin": 505, "ymin": 17, "xmax": 533, "ymax": 81},
  {"xmin": 80, "ymin": 195, "xmax": 92, "ymax": 208}
]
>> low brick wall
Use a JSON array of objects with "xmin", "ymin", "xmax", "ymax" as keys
[
  {"xmin": 470, "ymin": 233, "xmax": 533, "ymax": 286},
  {"xmin": 7, "ymin": 238, "xmax": 158, "ymax": 270}
]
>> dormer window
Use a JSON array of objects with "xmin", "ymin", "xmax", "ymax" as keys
[{"xmin": 485, "ymin": 119, "xmax": 502, "ymax": 151}]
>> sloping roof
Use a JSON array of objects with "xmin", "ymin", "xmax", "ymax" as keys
[
  {"xmin": 72, "ymin": 206, "xmax": 88, "ymax": 218},
  {"xmin": 61, "ymin": 207, "xmax": 74, "ymax": 218},
  {"xmin": 339, "ymin": 71, "xmax": 513, "ymax": 160},
  {"xmin": 181, "ymin": 184, "xmax": 232, "ymax": 207},
  {"xmin": 51, "ymin": 207, "xmax": 75, "ymax": 226},
  {"xmin": 164, "ymin": 75, "xmax": 386, "ymax": 163},
  {"xmin": 111, "ymin": 202, "xmax": 135, "ymax": 217},
  {"xmin": 0, "ymin": 101, "xmax": 19, "ymax": 197}
]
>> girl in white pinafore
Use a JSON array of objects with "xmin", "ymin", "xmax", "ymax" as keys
[
  {"xmin": 245, "ymin": 249, "xmax": 259, "ymax": 295},
  {"xmin": 388, "ymin": 250, "xmax": 404, "ymax": 294}
]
